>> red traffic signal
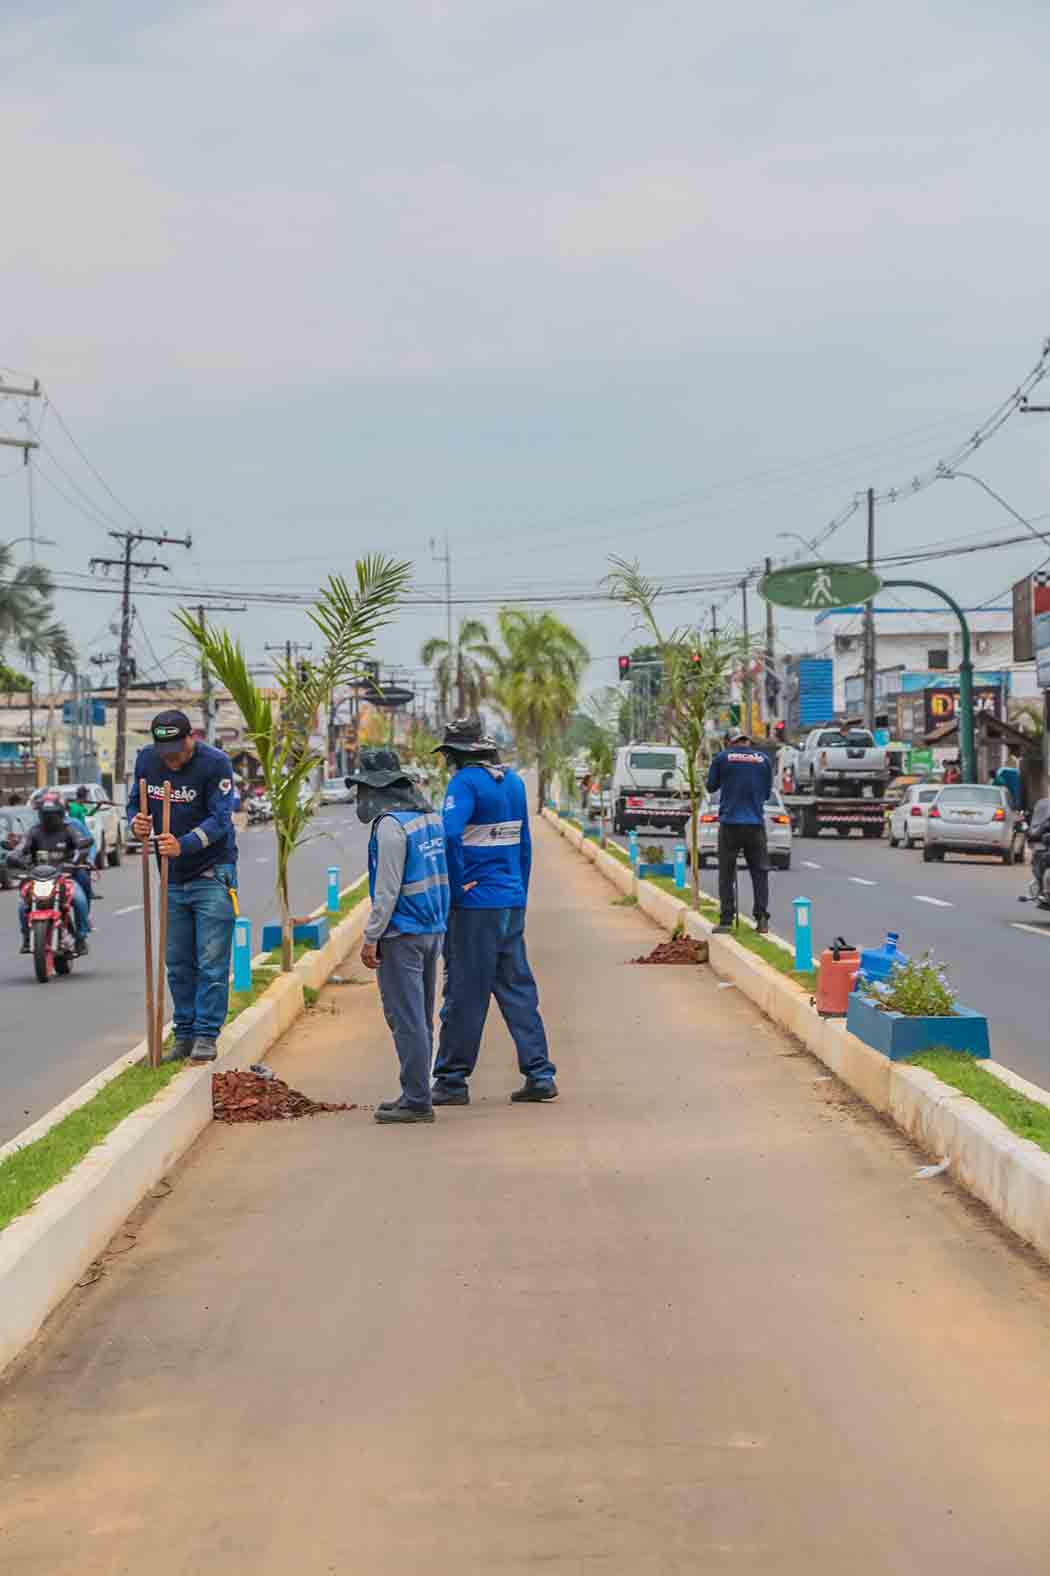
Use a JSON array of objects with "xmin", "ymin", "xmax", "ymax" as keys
[
  {"xmin": 617, "ymin": 655, "xmax": 631, "ymax": 680},
  {"xmin": 773, "ymin": 721, "xmax": 786, "ymax": 741}
]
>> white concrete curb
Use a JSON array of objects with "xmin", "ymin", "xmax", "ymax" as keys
[
  {"xmin": 542, "ymin": 808, "xmax": 1050, "ymax": 1266},
  {"xmin": 0, "ymin": 890, "xmax": 371, "ymax": 1377}
]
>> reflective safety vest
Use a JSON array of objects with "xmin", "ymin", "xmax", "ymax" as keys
[{"xmin": 368, "ymin": 809, "xmax": 450, "ymax": 935}]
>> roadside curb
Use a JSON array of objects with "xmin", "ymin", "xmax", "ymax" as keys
[
  {"xmin": 0, "ymin": 886, "xmax": 371, "ymax": 1377},
  {"xmin": 542, "ymin": 808, "xmax": 1050, "ymax": 1266}
]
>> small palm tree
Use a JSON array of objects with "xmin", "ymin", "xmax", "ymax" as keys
[
  {"xmin": 176, "ymin": 557, "xmax": 410, "ymax": 970},
  {"xmin": 421, "ymin": 618, "xmax": 501, "ymax": 719},
  {"xmin": 0, "ymin": 542, "xmax": 76, "ymax": 679}
]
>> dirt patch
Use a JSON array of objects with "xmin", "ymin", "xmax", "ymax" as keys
[
  {"xmin": 213, "ymin": 1069, "xmax": 356, "ymax": 1124},
  {"xmin": 630, "ymin": 937, "xmax": 708, "ymax": 965}
]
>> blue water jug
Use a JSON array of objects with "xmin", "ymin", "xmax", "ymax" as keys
[{"xmin": 857, "ymin": 931, "xmax": 908, "ymax": 987}]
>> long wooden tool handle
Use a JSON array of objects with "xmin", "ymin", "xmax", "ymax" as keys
[
  {"xmin": 140, "ymin": 779, "xmax": 158, "ymax": 1069},
  {"xmin": 154, "ymin": 783, "xmax": 172, "ymax": 1061}
]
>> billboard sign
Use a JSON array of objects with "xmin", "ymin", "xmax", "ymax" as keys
[{"xmin": 924, "ymin": 683, "xmax": 1003, "ymax": 735}]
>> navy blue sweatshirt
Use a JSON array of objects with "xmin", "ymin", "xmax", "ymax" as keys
[
  {"xmin": 706, "ymin": 745, "xmax": 773, "ymax": 825},
  {"xmin": 129, "ymin": 742, "xmax": 238, "ymax": 884}
]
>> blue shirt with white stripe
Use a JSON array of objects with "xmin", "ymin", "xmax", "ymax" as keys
[
  {"xmin": 129, "ymin": 742, "xmax": 238, "ymax": 885},
  {"xmin": 441, "ymin": 763, "xmax": 531, "ymax": 909}
]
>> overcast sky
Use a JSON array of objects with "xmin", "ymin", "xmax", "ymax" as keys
[{"xmin": 3, "ymin": 0, "xmax": 1050, "ymax": 700}]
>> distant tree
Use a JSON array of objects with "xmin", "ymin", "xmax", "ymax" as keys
[
  {"xmin": 492, "ymin": 609, "xmax": 589, "ymax": 810},
  {"xmin": 0, "ymin": 660, "xmax": 32, "ymax": 693},
  {"xmin": 421, "ymin": 618, "xmax": 501, "ymax": 719}
]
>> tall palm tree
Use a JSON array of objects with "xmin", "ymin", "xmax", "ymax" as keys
[
  {"xmin": 493, "ymin": 609, "xmax": 588, "ymax": 809},
  {"xmin": 0, "ymin": 543, "xmax": 75, "ymax": 677},
  {"xmin": 421, "ymin": 618, "xmax": 501, "ymax": 718}
]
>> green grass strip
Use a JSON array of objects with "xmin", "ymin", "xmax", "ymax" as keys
[
  {"xmin": 0, "ymin": 1060, "xmax": 184, "ymax": 1233},
  {"xmin": 908, "ymin": 1050, "xmax": 1050, "ymax": 1156}
]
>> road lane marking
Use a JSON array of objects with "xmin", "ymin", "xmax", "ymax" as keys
[
  {"xmin": 914, "ymin": 895, "xmax": 953, "ymax": 907},
  {"xmin": 113, "ymin": 904, "xmax": 142, "ymax": 916},
  {"xmin": 1012, "ymin": 922, "xmax": 1050, "ymax": 939},
  {"xmin": 849, "ymin": 877, "xmax": 877, "ymax": 886},
  {"xmin": 801, "ymin": 860, "xmax": 822, "ymax": 869}
]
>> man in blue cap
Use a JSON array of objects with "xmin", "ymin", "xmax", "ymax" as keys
[
  {"xmin": 431, "ymin": 718, "xmax": 557, "ymax": 1106},
  {"xmin": 349, "ymin": 748, "xmax": 450, "ymax": 1124}
]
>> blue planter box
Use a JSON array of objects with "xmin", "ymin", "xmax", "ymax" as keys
[
  {"xmin": 260, "ymin": 918, "xmax": 329, "ymax": 953},
  {"xmin": 638, "ymin": 861, "xmax": 674, "ymax": 878},
  {"xmin": 846, "ymin": 991, "xmax": 990, "ymax": 1060}
]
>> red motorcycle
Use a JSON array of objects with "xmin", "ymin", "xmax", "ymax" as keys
[{"xmin": 19, "ymin": 861, "xmax": 82, "ymax": 983}]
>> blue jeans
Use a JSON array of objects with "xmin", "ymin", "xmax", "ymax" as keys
[
  {"xmin": 433, "ymin": 907, "xmax": 555, "ymax": 1091},
  {"xmin": 376, "ymin": 931, "xmax": 442, "ymax": 1110},
  {"xmin": 20, "ymin": 879, "xmax": 89, "ymax": 941},
  {"xmin": 166, "ymin": 863, "xmax": 237, "ymax": 1041}
]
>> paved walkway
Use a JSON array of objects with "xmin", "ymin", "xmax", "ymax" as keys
[{"xmin": 4, "ymin": 823, "xmax": 1050, "ymax": 1572}]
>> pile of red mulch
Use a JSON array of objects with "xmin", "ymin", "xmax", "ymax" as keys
[
  {"xmin": 212, "ymin": 1069, "xmax": 356, "ymax": 1124},
  {"xmin": 631, "ymin": 936, "xmax": 708, "ymax": 965}
]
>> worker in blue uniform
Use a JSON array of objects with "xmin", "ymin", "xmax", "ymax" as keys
[
  {"xmin": 431, "ymin": 718, "xmax": 557, "ymax": 1106},
  {"xmin": 129, "ymin": 709, "xmax": 238, "ymax": 1063},
  {"xmin": 707, "ymin": 731, "xmax": 773, "ymax": 934}
]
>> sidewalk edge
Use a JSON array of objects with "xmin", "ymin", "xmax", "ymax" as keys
[
  {"xmin": 541, "ymin": 808, "xmax": 1050, "ymax": 1265},
  {"xmin": 0, "ymin": 892, "xmax": 371, "ymax": 1378}
]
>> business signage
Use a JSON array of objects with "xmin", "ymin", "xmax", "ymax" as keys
[
  {"xmin": 1014, "ymin": 575, "xmax": 1035, "ymax": 663},
  {"xmin": 1034, "ymin": 572, "xmax": 1050, "ymax": 689},
  {"xmin": 923, "ymin": 683, "xmax": 1002, "ymax": 736}
]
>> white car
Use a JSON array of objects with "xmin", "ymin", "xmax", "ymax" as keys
[
  {"xmin": 887, "ymin": 783, "xmax": 941, "ymax": 849},
  {"xmin": 30, "ymin": 783, "xmax": 124, "ymax": 868},
  {"xmin": 320, "ymin": 778, "xmax": 354, "ymax": 805},
  {"xmin": 691, "ymin": 790, "xmax": 793, "ymax": 870}
]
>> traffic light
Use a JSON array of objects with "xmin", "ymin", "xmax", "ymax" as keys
[
  {"xmin": 617, "ymin": 655, "xmax": 631, "ymax": 681},
  {"xmin": 773, "ymin": 721, "xmax": 786, "ymax": 742},
  {"xmin": 691, "ymin": 650, "xmax": 702, "ymax": 666}
]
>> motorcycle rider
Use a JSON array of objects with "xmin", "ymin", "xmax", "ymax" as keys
[
  {"xmin": 11, "ymin": 790, "xmax": 93, "ymax": 955},
  {"xmin": 1027, "ymin": 797, "xmax": 1050, "ymax": 896}
]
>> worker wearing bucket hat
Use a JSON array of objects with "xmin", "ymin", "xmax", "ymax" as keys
[
  {"xmin": 347, "ymin": 748, "xmax": 450, "ymax": 1123},
  {"xmin": 430, "ymin": 718, "xmax": 556, "ymax": 1105}
]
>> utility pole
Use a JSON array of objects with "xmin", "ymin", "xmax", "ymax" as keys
[
  {"xmin": 196, "ymin": 604, "xmax": 245, "ymax": 744},
  {"xmin": 863, "ymin": 486, "xmax": 876, "ymax": 729},
  {"xmin": 741, "ymin": 578, "xmax": 752, "ymax": 731},
  {"xmin": 90, "ymin": 530, "xmax": 192, "ymax": 798},
  {"xmin": 764, "ymin": 555, "xmax": 777, "ymax": 725}
]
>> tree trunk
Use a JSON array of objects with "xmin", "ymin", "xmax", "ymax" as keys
[{"xmin": 279, "ymin": 861, "xmax": 293, "ymax": 972}]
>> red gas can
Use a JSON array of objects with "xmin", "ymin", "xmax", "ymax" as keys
[{"xmin": 816, "ymin": 938, "xmax": 860, "ymax": 1018}]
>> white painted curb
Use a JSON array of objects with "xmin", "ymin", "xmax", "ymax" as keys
[
  {"xmin": 542, "ymin": 808, "xmax": 1050, "ymax": 1266},
  {"xmin": 0, "ymin": 893, "xmax": 371, "ymax": 1377}
]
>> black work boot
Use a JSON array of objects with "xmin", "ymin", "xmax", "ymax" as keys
[
  {"xmin": 164, "ymin": 1038, "xmax": 196, "ymax": 1063},
  {"xmin": 713, "ymin": 923, "xmax": 733, "ymax": 934},
  {"xmin": 510, "ymin": 1080, "xmax": 559, "ymax": 1103},
  {"xmin": 19, "ymin": 937, "xmax": 30, "ymax": 954},
  {"xmin": 374, "ymin": 1103, "xmax": 435, "ymax": 1124},
  {"xmin": 190, "ymin": 1038, "xmax": 219, "ymax": 1063},
  {"xmin": 755, "ymin": 914, "xmax": 770, "ymax": 935},
  {"xmin": 431, "ymin": 1084, "xmax": 470, "ymax": 1106}
]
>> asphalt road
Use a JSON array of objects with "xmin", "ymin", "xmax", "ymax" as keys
[
  {"xmin": 637, "ymin": 823, "xmax": 1050, "ymax": 1086},
  {"xmin": 0, "ymin": 808, "xmax": 371, "ymax": 1145}
]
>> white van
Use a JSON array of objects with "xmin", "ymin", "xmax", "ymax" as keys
[{"xmin": 611, "ymin": 743, "xmax": 689, "ymax": 835}]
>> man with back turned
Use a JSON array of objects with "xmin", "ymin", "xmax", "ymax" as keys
[{"xmin": 707, "ymin": 730, "xmax": 773, "ymax": 935}]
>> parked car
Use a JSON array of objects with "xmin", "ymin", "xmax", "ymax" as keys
[
  {"xmin": 29, "ymin": 783, "xmax": 124, "ymax": 868},
  {"xmin": 321, "ymin": 777, "xmax": 354, "ymax": 805},
  {"xmin": 0, "ymin": 806, "xmax": 35, "ymax": 889},
  {"xmin": 887, "ymin": 783, "xmax": 942, "ymax": 849},
  {"xmin": 923, "ymin": 784, "xmax": 1026, "ymax": 865},
  {"xmin": 690, "ymin": 789, "xmax": 793, "ymax": 870}
]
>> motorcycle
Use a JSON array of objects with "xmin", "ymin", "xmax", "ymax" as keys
[
  {"xmin": 1021, "ymin": 816, "xmax": 1050, "ymax": 913},
  {"xmin": 17, "ymin": 859, "xmax": 84, "ymax": 983}
]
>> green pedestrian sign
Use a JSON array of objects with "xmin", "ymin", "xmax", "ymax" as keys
[{"xmin": 758, "ymin": 561, "xmax": 882, "ymax": 611}]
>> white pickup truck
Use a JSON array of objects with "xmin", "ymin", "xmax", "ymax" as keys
[{"xmin": 796, "ymin": 727, "xmax": 889, "ymax": 798}]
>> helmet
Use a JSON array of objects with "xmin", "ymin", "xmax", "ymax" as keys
[{"xmin": 37, "ymin": 790, "xmax": 66, "ymax": 836}]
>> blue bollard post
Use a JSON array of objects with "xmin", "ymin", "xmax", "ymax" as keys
[
  {"xmin": 628, "ymin": 830, "xmax": 639, "ymax": 869},
  {"xmin": 793, "ymin": 897, "xmax": 813, "ymax": 973},
  {"xmin": 674, "ymin": 844, "xmax": 687, "ymax": 889},
  {"xmin": 327, "ymin": 865, "xmax": 340, "ymax": 915},
  {"xmin": 233, "ymin": 917, "xmax": 252, "ymax": 993}
]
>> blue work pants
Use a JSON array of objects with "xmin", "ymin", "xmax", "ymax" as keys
[
  {"xmin": 376, "ymin": 931, "xmax": 441, "ymax": 1110},
  {"xmin": 433, "ymin": 907, "xmax": 555, "ymax": 1091},
  {"xmin": 166, "ymin": 863, "xmax": 237, "ymax": 1041}
]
